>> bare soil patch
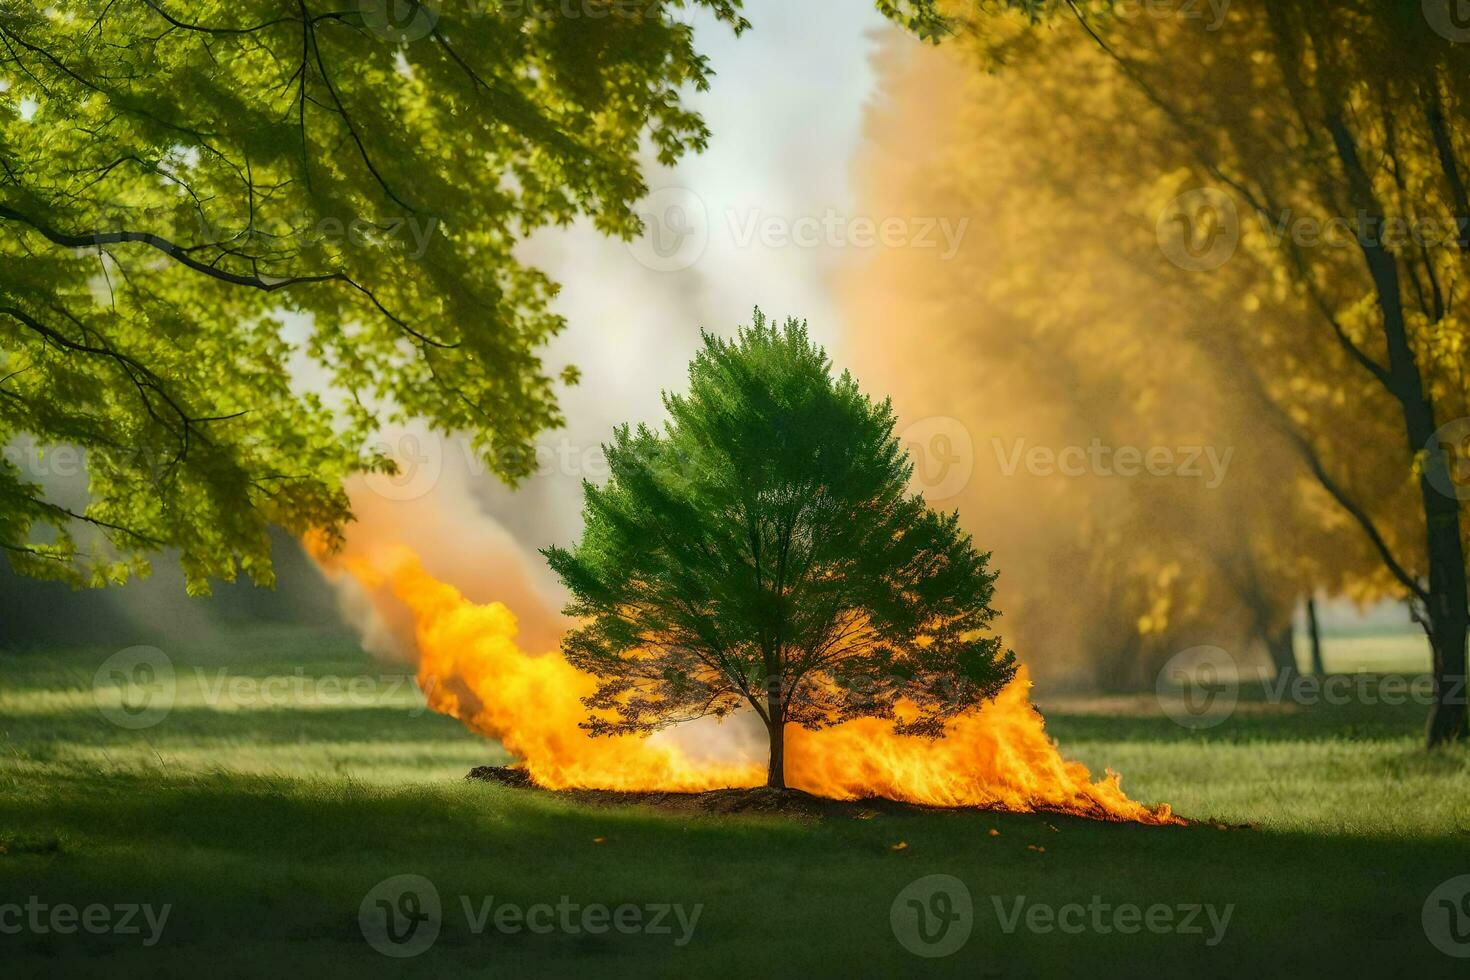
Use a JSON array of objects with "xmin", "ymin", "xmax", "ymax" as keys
[{"xmin": 465, "ymin": 765, "xmax": 1213, "ymax": 825}]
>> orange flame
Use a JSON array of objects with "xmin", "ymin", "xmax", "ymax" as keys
[{"xmin": 311, "ymin": 535, "xmax": 1176, "ymax": 824}]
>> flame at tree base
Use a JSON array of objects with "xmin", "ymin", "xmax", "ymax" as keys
[{"xmin": 314, "ymin": 541, "xmax": 1177, "ymax": 825}]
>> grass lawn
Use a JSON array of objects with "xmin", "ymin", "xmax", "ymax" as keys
[{"xmin": 3, "ymin": 623, "xmax": 1469, "ymax": 978}]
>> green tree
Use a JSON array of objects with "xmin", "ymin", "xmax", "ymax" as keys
[
  {"xmin": 2, "ymin": 1, "xmax": 947, "ymax": 593},
  {"xmin": 543, "ymin": 311, "xmax": 1016, "ymax": 788},
  {"xmin": 0, "ymin": 0, "xmax": 763, "ymax": 590}
]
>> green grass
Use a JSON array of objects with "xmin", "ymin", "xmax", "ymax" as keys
[
  {"xmin": 1296, "ymin": 628, "xmax": 1431, "ymax": 674},
  {"xmin": 3, "ymin": 624, "xmax": 1469, "ymax": 978}
]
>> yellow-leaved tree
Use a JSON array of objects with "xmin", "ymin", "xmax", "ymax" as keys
[{"xmin": 842, "ymin": 2, "xmax": 1457, "ymax": 745}]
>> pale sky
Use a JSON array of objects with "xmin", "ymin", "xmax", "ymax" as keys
[{"xmin": 475, "ymin": 0, "xmax": 903, "ymax": 554}]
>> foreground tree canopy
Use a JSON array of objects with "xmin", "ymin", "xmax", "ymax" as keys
[
  {"xmin": 544, "ymin": 312, "xmax": 1017, "ymax": 788},
  {"xmin": 0, "ymin": 0, "xmax": 945, "ymax": 592}
]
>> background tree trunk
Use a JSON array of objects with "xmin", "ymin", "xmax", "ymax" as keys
[
  {"xmin": 1306, "ymin": 596, "xmax": 1325, "ymax": 676},
  {"xmin": 1265, "ymin": 620, "xmax": 1297, "ymax": 684},
  {"xmin": 1423, "ymin": 507, "xmax": 1470, "ymax": 745},
  {"xmin": 1323, "ymin": 112, "xmax": 1469, "ymax": 747}
]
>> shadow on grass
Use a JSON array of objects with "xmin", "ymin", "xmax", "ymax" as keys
[
  {"xmin": 1043, "ymin": 675, "xmax": 1436, "ymax": 745},
  {"xmin": 4, "ymin": 637, "xmax": 1468, "ymax": 977},
  {"xmin": 0, "ymin": 768, "xmax": 1466, "ymax": 979},
  {"xmin": 3, "ymin": 704, "xmax": 473, "ymax": 749}
]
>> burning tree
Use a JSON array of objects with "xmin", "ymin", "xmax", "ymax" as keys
[{"xmin": 543, "ymin": 311, "xmax": 1017, "ymax": 789}]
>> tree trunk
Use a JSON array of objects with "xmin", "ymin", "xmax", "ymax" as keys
[
  {"xmin": 1306, "ymin": 596, "xmax": 1325, "ymax": 676},
  {"xmin": 1323, "ymin": 112, "xmax": 1470, "ymax": 747},
  {"xmin": 1237, "ymin": 569, "xmax": 1295, "ymax": 686},
  {"xmin": 1423, "ymin": 490, "xmax": 1470, "ymax": 745},
  {"xmin": 765, "ymin": 718, "xmax": 786, "ymax": 789},
  {"xmin": 765, "ymin": 680, "xmax": 786, "ymax": 789},
  {"xmin": 1265, "ymin": 619, "xmax": 1297, "ymax": 684}
]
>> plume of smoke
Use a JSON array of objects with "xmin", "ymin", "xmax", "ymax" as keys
[
  {"xmin": 326, "ymin": 455, "xmax": 568, "ymax": 662},
  {"xmin": 832, "ymin": 34, "xmax": 1385, "ymax": 689}
]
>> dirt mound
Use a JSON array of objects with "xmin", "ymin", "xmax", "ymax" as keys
[
  {"xmin": 466, "ymin": 765, "xmax": 889, "ymax": 819},
  {"xmin": 467, "ymin": 765, "xmax": 535, "ymax": 790},
  {"xmin": 464, "ymin": 765, "xmax": 1203, "ymax": 826}
]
